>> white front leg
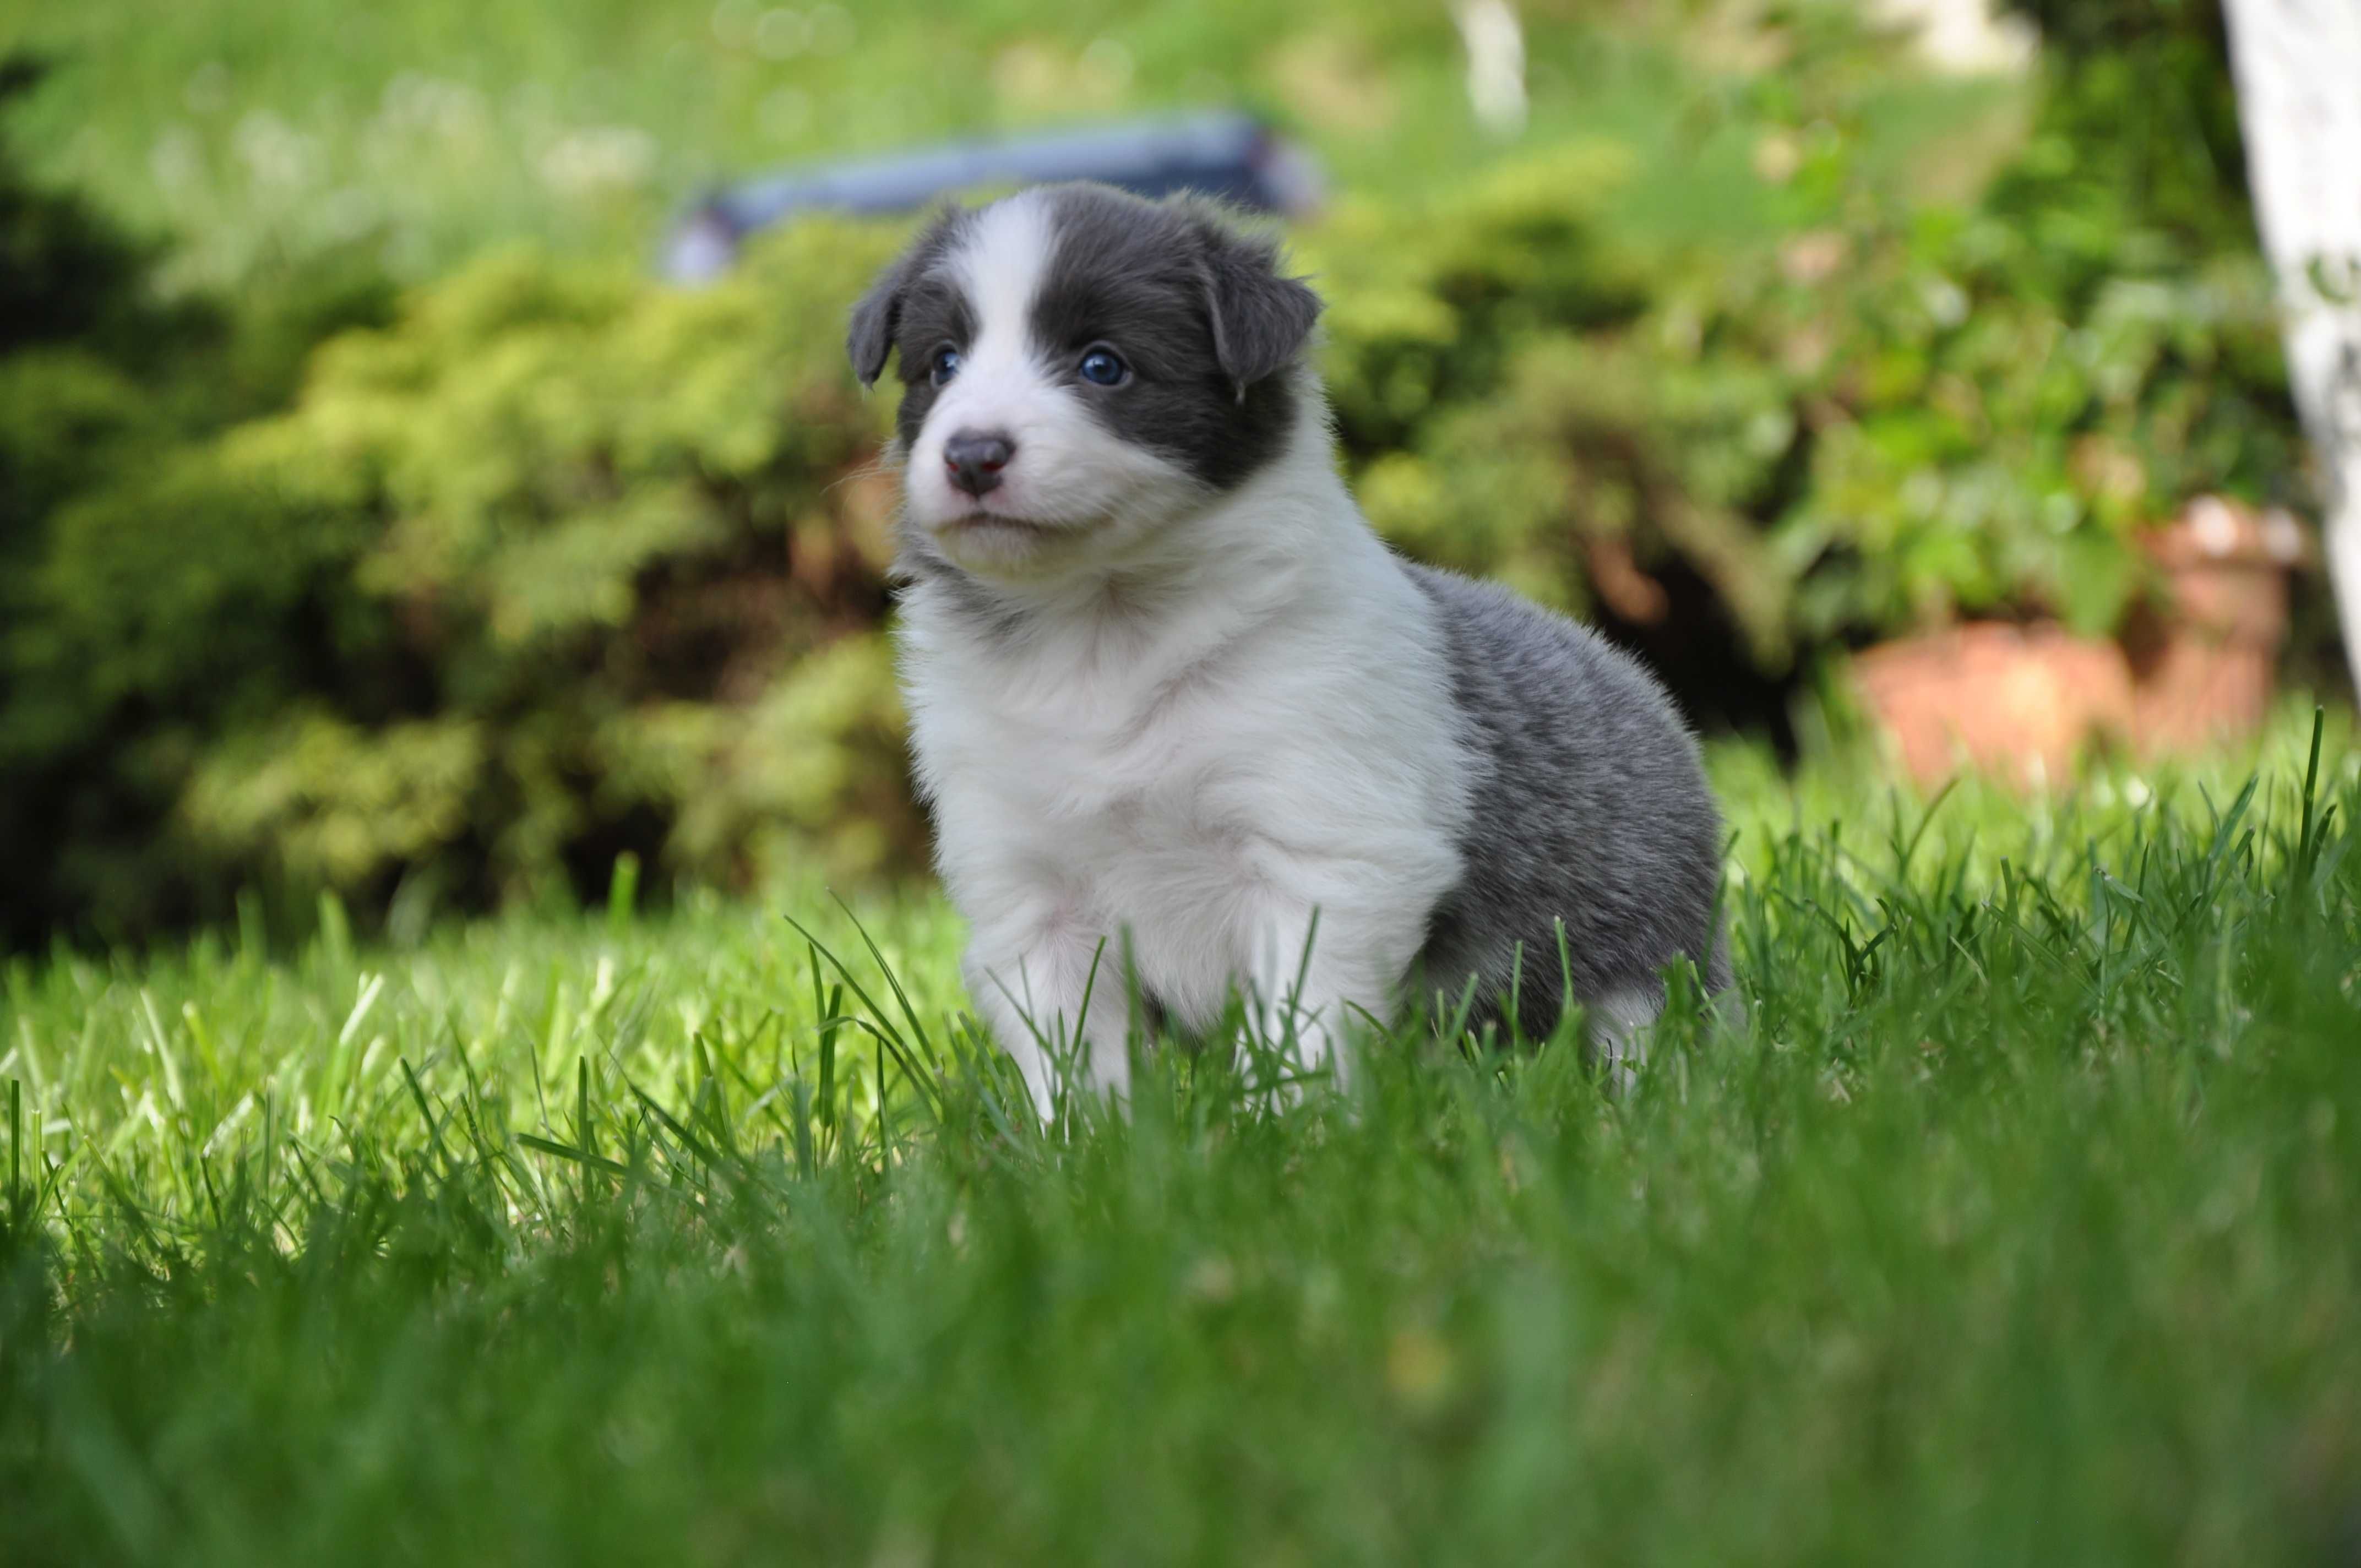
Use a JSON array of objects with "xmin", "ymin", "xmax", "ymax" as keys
[
  {"xmin": 1239, "ymin": 895, "xmax": 1413, "ymax": 1096},
  {"xmin": 963, "ymin": 907, "xmax": 1136, "ymax": 1121}
]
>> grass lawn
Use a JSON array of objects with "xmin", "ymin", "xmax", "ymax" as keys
[
  {"xmin": 3, "ymin": 0, "xmax": 2015, "ymax": 291},
  {"xmin": 3, "ymin": 710, "xmax": 2357, "ymax": 1564}
]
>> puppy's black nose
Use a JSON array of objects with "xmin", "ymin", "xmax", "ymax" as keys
[{"xmin": 943, "ymin": 430, "xmax": 1014, "ymax": 497}]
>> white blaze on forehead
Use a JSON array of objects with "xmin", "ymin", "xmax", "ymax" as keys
[
  {"xmin": 950, "ymin": 190, "xmax": 1058, "ymax": 371},
  {"xmin": 902, "ymin": 187, "xmax": 1203, "ymax": 561}
]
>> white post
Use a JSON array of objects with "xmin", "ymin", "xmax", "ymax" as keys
[
  {"xmin": 2221, "ymin": 0, "xmax": 2361, "ymax": 696},
  {"xmin": 1452, "ymin": 0, "xmax": 1527, "ymax": 137}
]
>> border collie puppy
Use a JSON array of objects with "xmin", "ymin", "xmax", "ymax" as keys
[{"xmin": 849, "ymin": 182, "xmax": 1732, "ymax": 1117}]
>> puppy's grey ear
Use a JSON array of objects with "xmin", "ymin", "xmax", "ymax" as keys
[
  {"xmin": 847, "ymin": 207, "xmax": 962, "ymax": 388},
  {"xmin": 846, "ymin": 255, "xmax": 912, "ymax": 389},
  {"xmin": 846, "ymin": 277, "xmax": 899, "ymax": 389},
  {"xmin": 1193, "ymin": 216, "xmax": 1323, "ymax": 390}
]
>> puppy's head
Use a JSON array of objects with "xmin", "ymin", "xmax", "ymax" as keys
[{"xmin": 848, "ymin": 183, "xmax": 1321, "ymax": 580}]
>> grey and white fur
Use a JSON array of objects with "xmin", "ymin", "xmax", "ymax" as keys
[{"xmin": 848, "ymin": 182, "xmax": 1732, "ymax": 1117}]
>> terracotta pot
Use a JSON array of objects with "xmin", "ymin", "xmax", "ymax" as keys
[
  {"xmin": 1853, "ymin": 498, "xmax": 2305, "ymax": 788},
  {"xmin": 2128, "ymin": 497, "xmax": 2305, "ymax": 754},
  {"xmin": 1853, "ymin": 623, "xmax": 2137, "ymax": 790}
]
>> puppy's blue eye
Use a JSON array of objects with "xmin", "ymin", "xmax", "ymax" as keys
[
  {"xmin": 929, "ymin": 345, "xmax": 962, "ymax": 386},
  {"xmin": 1078, "ymin": 347, "xmax": 1128, "ymax": 386}
]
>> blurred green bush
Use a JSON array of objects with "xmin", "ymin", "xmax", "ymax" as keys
[
  {"xmin": 4, "ymin": 217, "xmax": 923, "ymax": 942},
  {"xmin": 0, "ymin": 4, "xmax": 2313, "ymax": 945},
  {"xmin": 0, "ymin": 57, "xmax": 394, "ymax": 944},
  {"xmin": 1314, "ymin": 0, "xmax": 2293, "ymax": 665},
  {"xmin": 195, "ymin": 222, "xmax": 924, "ymax": 904}
]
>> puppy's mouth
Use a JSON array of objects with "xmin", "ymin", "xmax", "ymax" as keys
[
  {"xmin": 927, "ymin": 501, "xmax": 1107, "ymax": 543},
  {"xmin": 937, "ymin": 509, "xmax": 1051, "ymax": 533}
]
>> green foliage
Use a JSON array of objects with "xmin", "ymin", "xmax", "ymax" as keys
[
  {"xmin": 1758, "ymin": 208, "xmax": 2293, "ymax": 638},
  {"xmin": 1995, "ymin": 0, "xmax": 2250, "ymax": 254},
  {"xmin": 0, "ymin": 57, "xmax": 182, "ymax": 582},
  {"xmin": 0, "ymin": 174, "xmax": 924, "ymax": 940},
  {"xmin": 0, "ymin": 6, "xmax": 2319, "ymax": 943},
  {"xmin": 0, "ymin": 0, "xmax": 1783, "ymax": 293},
  {"xmin": 0, "ymin": 56, "xmax": 155, "ymax": 360},
  {"xmin": 1299, "ymin": 8, "xmax": 2294, "ymax": 664},
  {"xmin": 1309, "ymin": 151, "xmax": 1793, "ymax": 660},
  {"xmin": 3, "ymin": 137, "xmax": 2310, "ymax": 939},
  {"xmin": 1, "ymin": 717, "xmax": 2356, "ymax": 1563},
  {"xmin": 66, "ymin": 222, "xmax": 921, "ymax": 928},
  {"xmin": 0, "ymin": 56, "xmax": 398, "ymax": 946},
  {"xmin": 1794, "ymin": 0, "xmax": 2284, "ymax": 637}
]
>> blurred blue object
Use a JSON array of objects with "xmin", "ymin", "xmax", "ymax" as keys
[{"xmin": 662, "ymin": 111, "xmax": 1324, "ymax": 282}]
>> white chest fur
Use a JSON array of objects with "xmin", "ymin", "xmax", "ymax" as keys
[{"xmin": 897, "ymin": 464, "xmax": 1470, "ymax": 1113}]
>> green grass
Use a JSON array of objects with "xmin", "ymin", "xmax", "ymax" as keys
[
  {"xmin": 2, "ymin": 0, "xmax": 2016, "ymax": 291},
  {"xmin": 3, "ymin": 710, "xmax": 2358, "ymax": 1564}
]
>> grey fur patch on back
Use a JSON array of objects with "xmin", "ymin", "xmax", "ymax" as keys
[{"xmin": 1409, "ymin": 564, "xmax": 1733, "ymax": 1041}]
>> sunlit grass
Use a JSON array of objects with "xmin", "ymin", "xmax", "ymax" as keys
[
  {"xmin": 2, "ymin": 708, "xmax": 2356, "ymax": 1563},
  {"xmin": 2, "ymin": 0, "xmax": 2014, "ymax": 290}
]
